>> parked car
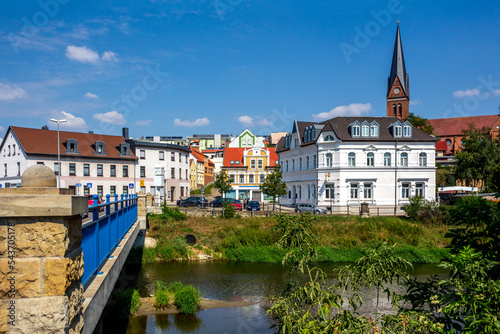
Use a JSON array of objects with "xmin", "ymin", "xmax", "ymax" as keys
[
  {"xmin": 246, "ymin": 201, "xmax": 261, "ymax": 211},
  {"xmin": 294, "ymin": 203, "xmax": 327, "ymax": 214},
  {"xmin": 178, "ymin": 196, "xmax": 209, "ymax": 208},
  {"xmin": 209, "ymin": 198, "xmax": 230, "ymax": 207},
  {"xmin": 87, "ymin": 194, "xmax": 104, "ymax": 212},
  {"xmin": 231, "ymin": 199, "xmax": 242, "ymax": 211}
]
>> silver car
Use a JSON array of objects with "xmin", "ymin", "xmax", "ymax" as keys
[{"xmin": 294, "ymin": 203, "xmax": 327, "ymax": 214}]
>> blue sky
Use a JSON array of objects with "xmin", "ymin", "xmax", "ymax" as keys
[{"xmin": 1, "ymin": 0, "xmax": 500, "ymax": 139}]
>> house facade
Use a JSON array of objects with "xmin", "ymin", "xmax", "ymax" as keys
[
  {"xmin": 0, "ymin": 126, "xmax": 137, "ymax": 197},
  {"xmin": 276, "ymin": 118, "xmax": 437, "ymax": 213},
  {"xmin": 128, "ymin": 138, "xmax": 190, "ymax": 202}
]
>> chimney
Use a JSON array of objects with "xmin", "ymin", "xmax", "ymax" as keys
[
  {"xmin": 42, "ymin": 125, "xmax": 49, "ymax": 130},
  {"xmin": 89, "ymin": 131, "xmax": 94, "ymax": 134},
  {"xmin": 122, "ymin": 127, "xmax": 129, "ymax": 139}
]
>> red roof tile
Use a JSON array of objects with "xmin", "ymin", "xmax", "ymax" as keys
[
  {"xmin": 428, "ymin": 115, "xmax": 500, "ymax": 137},
  {"xmin": 435, "ymin": 141, "xmax": 447, "ymax": 151},
  {"xmin": 9, "ymin": 126, "xmax": 136, "ymax": 160},
  {"xmin": 190, "ymin": 148, "xmax": 205, "ymax": 163},
  {"xmin": 223, "ymin": 147, "xmax": 278, "ymax": 168}
]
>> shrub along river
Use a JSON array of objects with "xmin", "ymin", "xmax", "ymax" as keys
[{"xmin": 102, "ymin": 261, "xmax": 449, "ymax": 333}]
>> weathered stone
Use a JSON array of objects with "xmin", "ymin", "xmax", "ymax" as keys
[
  {"xmin": 43, "ymin": 249, "xmax": 83, "ymax": 296},
  {"xmin": 0, "ymin": 224, "xmax": 6, "ymax": 257},
  {"xmin": 11, "ymin": 216, "xmax": 81, "ymax": 257},
  {"xmin": 21, "ymin": 165, "xmax": 56, "ymax": 188},
  {"xmin": 68, "ymin": 313, "xmax": 84, "ymax": 334},
  {"xmin": 66, "ymin": 283, "xmax": 83, "ymax": 325},
  {"xmin": 0, "ymin": 299, "xmax": 9, "ymax": 333},
  {"xmin": 0, "ymin": 258, "xmax": 41, "ymax": 299},
  {"xmin": 11, "ymin": 296, "xmax": 68, "ymax": 334},
  {"xmin": 0, "ymin": 194, "xmax": 87, "ymax": 218}
]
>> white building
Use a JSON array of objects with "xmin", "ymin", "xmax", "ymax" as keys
[
  {"xmin": 128, "ymin": 137, "xmax": 191, "ymax": 203},
  {"xmin": 0, "ymin": 126, "xmax": 137, "ymax": 197},
  {"xmin": 276, "ymin": 117, "xmax": 437, "ymax": 214}
]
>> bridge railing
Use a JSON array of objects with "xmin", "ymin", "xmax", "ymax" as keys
[{"xmin": 81, "ymin": 193, "xmax": 138, "ymax": 287}]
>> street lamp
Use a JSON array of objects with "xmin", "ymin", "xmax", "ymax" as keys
[{"xmin": 50, "ymin": 118, "xmax": 66, "ymax": 188}]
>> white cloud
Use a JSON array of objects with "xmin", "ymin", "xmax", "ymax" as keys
[
  {"xmin": 453, "ymin": 89, "xmax": 480, "ymax": 97},
  {"xmin": 93, "ymin": 111, "xmax": 126, "ymax": 125},
  {"xmin": 238, "ymin": 115, "xmax": 254, "ymax": 127},
  {"xmin": 135, "ymin": 120, "xmax": 152, "ymax": 126},
  {"xmin": 0, "ymin": 83, "xmax": 28, "ymax": 100},
  {"xmin": 51, "ymin": 111, "xmax": 88, "ymax": 129},
  {"xmin": 84, "ymin": 92, "xmax": 99, "ymax": 99},
  {"xmin": 0, "ymin": 125, "xmax": 5, "ymax": 132},
  {"xmin": 66, "ymin": 46, "xmax": 100, "ymax": 63},
  {"xmin": 174, "ymin": 117, "xmax": 210, "ymax": 127},
  {"xmin": 257, "ymin": 118, "xmax": 273, "ymax": 127},
  {"xmin": 493, "ymin": 89, "xmax": 500, "ymax": 96},
  {"xmin": 410, "ymin": 99, "xmax": 423, "ymax": 106},
  {"xmin": 312, "ymin": 103, "xmax": 371, "ymax": 121},
  {"xmin": 102, "ymin": 51, "xmax": 118, "ymax": 62}
]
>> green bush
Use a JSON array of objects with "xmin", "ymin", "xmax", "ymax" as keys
[
  {"xmin": 403, "ymin": 196, "xmax": 447, "ymax": 225},
  {"xmin": 174, "ymin": 285, "xmax": 201, "ymax": 315},
  {"xmin": 172, "ymin": 237, "xmax": 189, "ymax": 258},
  {"xmin": 168, "ymin": 281, "xmax": 185, "ymax": 293},
  {"xmin": 161, "ymin": 205, "xmax": 187, "ymax": 221},
  {"xmin": 221, "ymin": 203, "xmax": 236, "ymax": 218},
  {"xmin": 115, "ymin": 288, "xmax": 142, "ymax": 318},
  {"xmin": 154, "ymin": 281, "xmax": 170, "ymax": 309}
]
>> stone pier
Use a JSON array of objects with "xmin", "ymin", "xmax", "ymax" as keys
[{"xmin": 0, "ymin": 165, "xmax": 87, "ymax": 333}]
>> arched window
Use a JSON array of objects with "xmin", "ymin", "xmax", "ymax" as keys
[
  {"xmin": 306, "ymin": 156, "xmax": 310, "ymax": 169},
  {"xmin": 299, "ymin": 158, "xmax": 302, "ymax": 170},
  {"xmin": 384, "ymin": 152, "xmax": 391, "ymax": 167},
  {"xmin": 419, "ymin": 152, "xmax": 427, "ymax": 167},
  {"xmin": 348, "ymin": 152, "xmax": 356, "ymax": 167},
  {"xmin": 398, "ymin": 104, "xmax": 402, "ymax": 117},
  {"xmin": 292, "ymin": 159, "xmax": 295, "ymax": 171},
  {"xmin": 313, "ymin": 155, "xmax": 317, "ymax": 168},
  {"xmin": 393, "ymin": 104, "xmax": 397, "ymax": 116},
  {"xmin": 400, "ymin": 152, "xmax": 408, "ymax": 167},
  {"xmin": 367, "ymin": 152, "xmax": 374, "ymax": 167}
]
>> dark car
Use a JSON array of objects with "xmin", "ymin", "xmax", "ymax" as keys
[
  {"xmin": 246, "ymin": 201, "xmax": 260, "ymax": 211},
  {"xmin": 209, "ymin": 198, "xmax": 231, "ymax": 207},
  {"xmin": 178, "ymin": 196, "xmax": 209, "ymax": 208}
]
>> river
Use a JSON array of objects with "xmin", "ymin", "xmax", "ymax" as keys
[{"xmin": 102, "ymin": 261, "xmax": 449, "ymax": 333}]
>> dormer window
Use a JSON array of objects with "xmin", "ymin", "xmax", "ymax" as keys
[
  {"xmin": 370, "ymin": 123, "xmax": 379, "ymax": 137},
  {"xmin": 324, "ymin": 135, "xmax": 334, "ymax": 141},
  {"xmin": 403, "ymin": 123, "xmax": 412, "ymax": 137},
  {"xmin": 119, "ymin": 143, "xmax": 131, "ymax": 156},
  {"xmin": 394, "ymin": 125, "xmax": 402, "ymax": 137},
  {"xmin": 65, "ymin": 139, "xmax": 80, "ymax": 154},
  {"xmin": 351, "ymin": 124, "xmax": 360, "ymax": 137},
  {"xmin": 361, "ymin": 124, "xmax": 369, "ymax": 136},
  {"xmin": 94, "ymin": 141, "xmax": 106, "ymax": 155}
]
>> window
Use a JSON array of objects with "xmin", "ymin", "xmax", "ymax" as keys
[
  {"xmin": 239, "ymin": 175, "xmax": 244, "ymax": 183},
  {"xmin": 326, "ymin": 153, "xmax": 333, "ymax": 167},
  {"xmin": 66, "ymin": 139, "xmax": 79, "ymax": 154},
  {"xmin": 17, "ymin": 162, "xmax": 20, "ymax": 176},
  {"xmin": 325, "ymin": 183, "xmax": 335, "ymax": 199},
  {"xmin": 171, "ymin": 152, "xmax": 175, "ymax": 161},
  {"xmin": 362, "ymin": 124, "xmax": 369, "ymax": 136},
  {"xmin": 120, "ymin": 143, "xmax": 130, "ymax": 156},
  {"xmin": 95, "ymin": 141, "xmax": 106, "ymax": 155},
  {"xmin": 123, "ymin": 186, "xmax": 129, "ymax": 195},
  {"xmin": 171, "ymin": 167, "xmax": 175, "ymax": 178},
  {"xmin": 398, "ymin": 104, "xmax": 402, "ymax": 117},
  {"xmin": 81, "ymin": 164, "xmax": 89, "ymax": 176},
  {"xmin": 140, "ymin": 150, "xmax": 145, "ymax": 159},
  {"xmin": 403, "ymin": 125, "xmax": 412, "ymax": 137},
  {"xmin": 286, "ymin": 161, "xmax": 289, "ymax": 172},
  {"xmin": 258, "ymin": 159, "xmax": 263, "ymax": 169},
  {"xmin": 229, "ymin": 174, "xmax": 235, "ymax": 182},
  {"xmin": 8, "ymin": 145, "xmax": 10, "ymax": 156},
  {"xmin": 54, "ymin": 162, "xmax": 60, "ymax": 176},
  {"xmin": 230, "ymin": 160, "xmax": 235, "ymax": 165},
  {"xmin": 110, "ymin": 186, "xmax": 116, "ymax": 197},
  {"xmin": 249, "ymin": 174, "xmax": 254, "ymax": 183},
  {"xmin": 159, "ymin": 151, "xmax": 164, "ymax": 160},
  {"xmin": 186, "ymin": 170, "xmax": 188, "ymax": 179},
  {"xmin": 392, "ymin": 104, "xmax": 397, "ymax": 116},
  {"xmin": 384, "ymin": 153, "xmax": 391, "ymax": 167},
  {"xmin": 123, "ymin": 165, "xmax": 128, "ymax": 177},
  {"xmin": 416, "ymin": 183, "xmax": 425, "ymax": 197},
  {"xmin": 394, "ymin": 125, "xmax": 402, "ymax": 137},
  {"xmin": 306, "ymin": 156, "xmax": 310, "ymax": 169},
  {"xmin": 370, "ymin": 125, "xmax": 379, "ymax": 137},
  {"xmin": 140, "ymin": 166, "xmax": 145, "ymax": 177},
  {"xmin": 299, "ymin": 158, "xmax": 302, "ymax": 170},
  {"xmin": 179, "ymin": 168, "xmax": 182, "ymax": 179},
  {"xmin": 259, "ymin": 174, "xmax": 265, "ymax": 183},
  {"xmin": 179, "ymin": 154, "xmax": 182, "ymax": 162},
  {"xmin": 292, "ymin": 159, "xmax": 295, "ymax": 171},
  {"xmin": 69, "ymin": 163, "xmax": 76, "ymax": 176},
  {"xmin": 110, "ymin": 165, "xmax": 116, "ymax": 177},
  {"xmin": 12, "ymin": 144, "xmax": 15, "ymax": 155},
  {"xmin": 363, "ymin": 183, "xmax": 373, "ymax": 199},
  {"xmin": 4, "ymin": 163, "xmax": 6, "ymax": 177},
  {"xmin": 401, "ymin": 183, "xmax": 410, "ymax": 199},
  {"xmin": 350, "ymin": 183, "xmax": 358, "ymax": 199},
  {"xmin": 235, "ymin": 161, "xmax": 239, "ymax": 165},
  {"xmin": 97, "ymin": 185, "xmax": 103, "ymax": 197},
  {"xmin": 419, "ymin": 153, "xmax": 427, "ymax": 167},
  {"xmin": 251, "ymin": 159, "xmax": 256, "ymax": 168},
  {"xmin": 367, "ymin": 152, "xmax": 374, "ymax": 167},
  {"xmin": 325, "ymin": 135, "xmax": 334, "ymax": 141},
  {"xmin": 97, "ymin": 164, "xmax": 103, "ymax": 176},
  {"xmin": 352, "ymin": 125, "xmax": 360, "ymax": 137},
  {"xmin": 348, "ymin": 152, "xmax": 356, "ymax": 167},
  {"xmin": 313, "ymin": 155, "xmax": 317, "ymax": 168},
  {"xmin": 446, "ymin": 139, "xmax": 452, "ymax": 146},
  {"xmin": 400, "ymin": 152, "xmax": 408, "ymax": 167},
  {"xmin": 307, "ymin": 185, "xmax": 311, "ymax": 199}
]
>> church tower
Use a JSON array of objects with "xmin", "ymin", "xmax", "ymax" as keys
[{"xmin": 387, "ymin": 22, "xmax": 410, "ymax": 119}]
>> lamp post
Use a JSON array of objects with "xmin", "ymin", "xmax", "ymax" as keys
[{"xmin": 50, "ymin": 118, "xmax": 66, "ymax": 188}]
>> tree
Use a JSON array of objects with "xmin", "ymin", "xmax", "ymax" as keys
[
  {"xmin": 405, "ymin": 112, "xmax": 434, "ymax": 135},
  {"xmin": 213, "ymin": 170, "xmax": 232, "ymax": 198},
  {"xmin": 260, "ymin": 166, "xmax": 287, "ymax": 210},
  {"xmin": 454, "ymin": 126, "xmax": 500, "ymax": 191}
]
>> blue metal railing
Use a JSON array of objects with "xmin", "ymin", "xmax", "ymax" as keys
[{"xmin": 81, "ymin": 193, "xmax": 138, "ymax": 287}]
